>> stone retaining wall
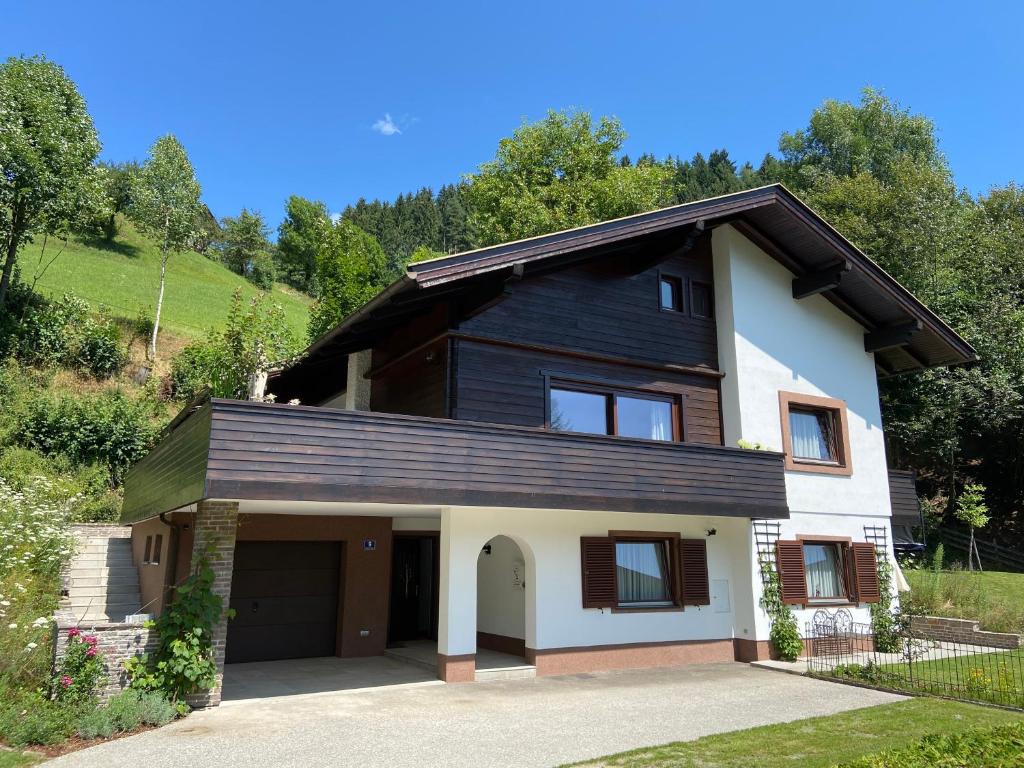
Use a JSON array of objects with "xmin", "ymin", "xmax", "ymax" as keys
[
  {"xmin": 910, "ymin": 615, "xmax": 1023, "ymax": 650},
  {"xmin": 53, "ymin": 607, "xmax": 157, "ymax": 700}
]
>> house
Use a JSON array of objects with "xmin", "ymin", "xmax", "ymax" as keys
[{"xmin": 120, "ymin": 184, "xmax": 975, "ymax": 705}]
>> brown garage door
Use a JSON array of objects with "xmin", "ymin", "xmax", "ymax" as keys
[{"xmin": 226, "ymin": 541, "xmax": 341, "ymax": 664}]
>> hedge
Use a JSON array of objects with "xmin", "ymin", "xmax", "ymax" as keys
[{"xmin": 838, "ymin": 721, "xmax": 1024, "ymax": 767}]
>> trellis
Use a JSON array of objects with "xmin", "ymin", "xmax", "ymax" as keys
[{"xmin": 753, "ymin": 519, "xmax": 783, "ymax": 585}]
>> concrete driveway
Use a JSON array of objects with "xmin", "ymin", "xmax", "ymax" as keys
[{"xmin": 51, "ymin": 662, "xmax": 902, "ymax": 768}]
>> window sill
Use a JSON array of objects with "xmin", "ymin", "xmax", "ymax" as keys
[
  {"xmin": 611, "ymin": 605, "xmax": 684, "ymax": 614},
  {"xmin": 786, "ymin": 459, "xmax": 852, "ymax": 477},
  {"xmin": 803, "ymin": 600, "xmax": 856, "ymax": 608}
]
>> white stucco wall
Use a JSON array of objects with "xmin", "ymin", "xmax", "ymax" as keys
[
  {"xmin": 476, "ymin": 535, "xmax": 527, "ymax": 640},
  {"xmin": 711, "ymin": 224, "xmax": 892, "ymax": 519},
  {"xmin": 712, "ymin": 224, "xmax": 898, "ymax": 640},
  {"xmin": 438, "ymin": 506, "xmax": 748, "ymax": 656}
]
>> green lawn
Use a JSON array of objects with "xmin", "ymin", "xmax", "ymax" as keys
[
  {"xmin": 905, "ymin": 569, "xmax": 1024, "ymax": 635},
  {"xmin": 16, "ymin": 221, "xmax": 311, "ymax": 341},
  {"xmin": 568, "ymin": 699, "xmax": 1022, "ymax": 768},
  {"xmin": 0, "ymin": 750, "xmax": 40, "ymax": 768}
]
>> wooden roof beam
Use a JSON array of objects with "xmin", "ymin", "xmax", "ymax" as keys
[
  {"xmin": 793, "ymin": 261, "xmax": 852, "ymax": 300},
  {"xmin": 864, "ymin": 320, "xmax": 923, "ymax": 353}
]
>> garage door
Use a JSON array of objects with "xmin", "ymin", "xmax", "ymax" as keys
[{"xmin": 226, "ymin": 541, "xmax": 341, "ymax": 664}]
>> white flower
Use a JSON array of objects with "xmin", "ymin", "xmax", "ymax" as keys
[
  {"xmin": 24, "ymin": 642, "xmax": 37, "ymax": 651},
  {"xmin": 8, "ymin": 623, "xmax": 18, "ymax": 629},
  {"xmin": 0, "ymin": 601, "xmax": 9, "ymax": 606},
  {"xmin": 32, "ymin": 617, "xmax": 49, "ymax": 628}
]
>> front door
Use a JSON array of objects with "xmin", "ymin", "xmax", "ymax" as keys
[{"xmin": 388, "ymin": 535, "xmax": 438, "ymax": 643}]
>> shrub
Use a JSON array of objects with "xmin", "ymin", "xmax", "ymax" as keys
[
  {"xmin": 76, "ymin": 315, "xmax": 128, "ymax": 379},
  {"xmin": 246, "ymin": 251, "xmax": 277, "ymax": 290},
  {"xmin": 838, "ymin": 721, "xmax": 1024, "ymax": 767},
  {"xmin": 104, "ymin": 690, "xmax": 144, "ymax": 732},
  {"xmin": 53, "ymin": 630, "xmax": 106, "ymax": 706},
  {"xmin": 75, "ymin": 707, "xmax": 115, "ymax": 740},
  {"xmin": 759, "ymin": 557, "xmax": 803, "ymax": 661},
  {"xmin": 19, "ymin": 389, "xmax": 159, "ymax": 485},
  {"xmin": 169, "ymin": 341, "xmax": 221, "ymax": 402},
  {"xmin": 135, "ymin": 691, "xmax": 177, "ymax": 726},
  {"xmin": 0, "ymin": 689, "xmax": 79, "ymax": 747},
  {"xmin": 17, "ymin": 293, "xmax": 89, "ymax": 368}
]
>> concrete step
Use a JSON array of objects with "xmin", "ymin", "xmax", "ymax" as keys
[
  {"xmin": 69, "ymin": 555, "xmax": 135, "ymax": 566},
  {"xmin": 67, "ymin": 565, "xmax": 139, "ymax": 578},
  {"xmin": 68, "ymin": 575, "xmax": 140, "ymax": 589},
  {"xmin": 475, "ymin": 665, "xmax": 537, "ymax": 682},
  {"xmin": 67, "ymin": 583, "xmax": 141, "ymax": 597}
]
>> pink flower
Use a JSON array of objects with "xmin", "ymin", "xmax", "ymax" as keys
[
  {"xmin": 60, "ymin": 675, "xmax": 73, "ymax": 688},
  {"xmin": 84, "ymin": 635, "xmax": 98, "ymax": 647},
  {"xmin": 67, "ymin": 628, "xmax": 80, "ymax": 639},
  {"xmin": 86, "ymin": 647, "xmax": 97, "ymax": 658}
]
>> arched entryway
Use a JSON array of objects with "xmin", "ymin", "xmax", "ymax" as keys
[{"xmin": 476, "ymin": 535, "xmax": 529, "ymax": 668}]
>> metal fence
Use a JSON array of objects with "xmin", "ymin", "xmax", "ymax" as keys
[{"xmin": 805, "ymin": 609, "xmax": 1024, "ymax": 710}]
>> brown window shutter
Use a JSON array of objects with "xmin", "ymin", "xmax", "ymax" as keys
[
  {"xmin": 580, "ymin": 537, "xmax": 616, "ymax": 608},
  {"xmin": 680, "ymin": 538, "xmax": 710, "ymax": 605},
  {"xmin": 775, "ymin": 540, "xmax": 807, "ymax": 604},
  {"xmin": 851, "ymin": 542, "xmax": 881, "ymax": 603}
]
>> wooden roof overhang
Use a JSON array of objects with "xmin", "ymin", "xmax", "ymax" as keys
[{"xmin": 270, "ymin": 184, "xmax": 976, "ymax": 401}]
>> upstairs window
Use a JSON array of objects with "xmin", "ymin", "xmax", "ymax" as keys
[
  {"xmin": 659, "ymin": 275, "xmax": 683, "ymax": 312},
  {"xmin": 549, "ymin": 384, "xmax": 678, "ymax": 442},
  {"xmin": 779, "ymin": 392, "xmax": 851, "ymax": 476},
  {"xmin": 789, "ymin": 407, "xmax": 839, "ymax": 463},
  {"xmin": 690, "ymin": 281, "xmax": 714, "ymax": 319}
]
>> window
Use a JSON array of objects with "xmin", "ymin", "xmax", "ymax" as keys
[
  {"xmin": 549, "ymin": 384, "xmax": 678, "ymax": 442},
  {"xmin": 616, "ymin": 540, "xmax": 673, "ymax": 606},
  {"xmin": 690, "ymin": 281, "xmax": 714, "ymax": 319},
  {"xmin": 789, "ymin": 408, "xmax": 838, "ymax": 463},
  {"xmin": 803, "ymin": 542, "xmax": 846, "ymax": 602},
  {"xmin": 151, "ymin": 534, "xmax": 163, "ymax": 566},
  {"xmin": 142, "ymin": 535, "xmax": 153, "ymax": 564},
  {"xmin": 580, "ymin": 533, "xmax": 710, "ymax": 610},
  {"xmin": 775, "ymin": 538, "xmax": 881, "ymax": 606},
  {"xmin": 778, "ymin": 391, "xmax": 852, "ymax": 476},
  {"xmin": 659, "ymin": 275, "xmax": 683, "ymax": 312}
]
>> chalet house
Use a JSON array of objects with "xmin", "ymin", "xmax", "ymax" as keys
[{"xmin": 120, "ymin": 185, "xmax": 975, "ymax": 705}]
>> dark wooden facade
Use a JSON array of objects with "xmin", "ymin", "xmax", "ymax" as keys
[
  {"xmin": 121, "ymin": 399, "xmax": 789, "ymax": 523},
  {"xmin": 356, "ymin": 237, "xmax": 724, "ymax": 445}
]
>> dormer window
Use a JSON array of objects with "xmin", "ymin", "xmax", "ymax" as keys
[
  {"xmin": 659, "ymin": 275, "xmax": 683, "ymax": 312},
  {"xmin": 690, "ymin": 281, "xmax": 714, "ymax": 319}
]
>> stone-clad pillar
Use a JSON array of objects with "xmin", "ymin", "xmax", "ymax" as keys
[{"xmin": 186, "ymin": 499, "xmax": 239, "ymax": 708}]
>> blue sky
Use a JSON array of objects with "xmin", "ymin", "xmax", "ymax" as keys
[{"xmin": 5, "ymin": 2, "xmax": 1022, "ymax": 229}]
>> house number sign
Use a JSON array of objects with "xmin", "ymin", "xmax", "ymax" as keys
[{"xmin": 363, "ymin": 538, "xmax": 377, "ymax": 551}]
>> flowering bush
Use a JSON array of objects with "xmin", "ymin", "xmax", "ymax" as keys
[
  {"xmin": 0, "ymin": 475, "xmax": 77, "ymax": 691},
  {"xmin": 52, "ymin": 630, "xmax": 106, "ymax": 705}
]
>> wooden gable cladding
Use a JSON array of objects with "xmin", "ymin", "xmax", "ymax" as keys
[
  {"xmin": 680, "ymin": 538, "xmax": 711, "ymax": 606},
  {"xmin": 456, "ymin": 234, "xmax": 718, "ymax": 371},
  {"xmin": 851, "ymin": 542, "xmax": 881, "ymax": 603},
  {"xmin": 775, "ymin": 540, "xmax": 808, "ymax": 604},
  {"xmin": 580, "ymin": 537, "xmax": 617, "ymax": 608}
]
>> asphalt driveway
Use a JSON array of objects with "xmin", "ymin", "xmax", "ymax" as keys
[{"xmin": 51, "ymin": 661, "xmax": 901, "ymax": 768}]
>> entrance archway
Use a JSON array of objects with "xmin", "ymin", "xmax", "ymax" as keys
[{"xmin": 476, "ymin": 535, "xmax": 527, "ymax": 659}]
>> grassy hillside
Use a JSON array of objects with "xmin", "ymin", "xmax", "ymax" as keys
[
  {"xmin": 15, "ymin": 220, "xmax": 311, "ymax": 341},
  {"xmin": 905, "ymin": 568, "xmax": 1024, "ymax": 634}
]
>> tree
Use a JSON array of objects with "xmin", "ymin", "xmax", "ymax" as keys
[
  {"xmin": 94, "ymin": 161, "xmax": 138, "ymax": 241},
  {"xmin": 0, "ymin": 55, "xmax": 102, "ymax": 309},
  {"xmin": 170, "ymin": 289, "xmax": 299, "ymax": 401},
  {"xmin": 218, "ymin": 209, "xmax": 274, "ymax": 288},
  {"xmin": 462, "ymin": 109, "xmax": 674, "ymax": 246},
  {"xmin": 129, "ymin": 135, "xmax": 202, "ymax": 360},
  {"xmin": 307, "ymin": 221, "xmax": 393, "ymax": 342},
  {"xmin": 276, "ymin": 195, "xmax": 331, "ymax": 293},
  {"xmin": 954, "ymin": 484, "xmax": 990, "ymax": 571}
]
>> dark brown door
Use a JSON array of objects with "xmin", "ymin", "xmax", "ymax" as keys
[
  {"xmin": 226, "ymin": 541, "xmax": 341, "ymax": 664},
  {"xmin": 388, "ymin": 536, "xmax": 437, "ymax": 642}
]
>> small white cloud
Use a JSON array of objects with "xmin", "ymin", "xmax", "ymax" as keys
[{"xmin": 372, "ymin": 113, "xmax": 402, "ymax": 136}]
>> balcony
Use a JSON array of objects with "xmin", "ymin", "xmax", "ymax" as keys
[{"xmin": 121, "ymin": 398, "xmax": 790, "ymax": 524}]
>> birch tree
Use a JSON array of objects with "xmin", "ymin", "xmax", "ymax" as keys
[{"xmin": 130, "ymin": 135, "xmax": 201, "ymax": 360}]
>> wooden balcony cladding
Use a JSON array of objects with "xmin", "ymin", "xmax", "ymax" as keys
[
  {"xmin": 121, "ymin": 404, "xmax": 212, "ymax": 524},
  {"xmin": 120, "ymin": 399, "xmax": 788, "ymax": 523}
]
